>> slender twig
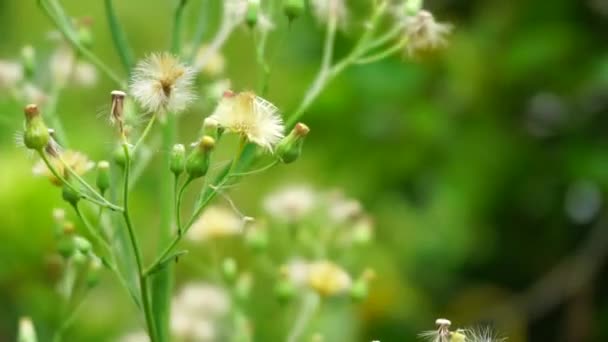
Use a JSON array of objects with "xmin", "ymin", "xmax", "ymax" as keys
[
  {"xmin": 187, "ymin": 0, "xmax": 209, "ymax": 62},
  {"xmin": 121, "ymin": 143, "xmax": 157, "ymax": 341},
  {"xmin": 132, "ymin": 114, "xmax": 157, "ymax": 152},
  {"xmin": 52, "ymin": 290, "xmax": 90, "ymax": 342},
  {"xmin": 104, "ymin": 0, "xmax": 135, "ymax": 72},
  {"xmin": 171, "ymin": 0, "xmax": 188, "ymax": 54},
  {"xmin": 355, "ymin": 39, "xmax": 407, "ymax": 64}
]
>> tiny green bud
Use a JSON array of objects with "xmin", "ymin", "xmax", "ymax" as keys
[
  {"xmin": 276, "ymin": 122, "xmax": 310, "ymax": 164},
  {"xmin": 86, "ymin": 255, "xmax": 102, "ymax": 288},
  {"xmin": 186, "ymin": 136, "xmax": 215, "ymax": 179},
  {"xmin": 246, "ymin": 0, "xmax": 260, "ymax": 28},
  {"xmin": 96, "ymin": 161, "xmax": 111, "ymax": 194},
  {"xmin": 450, "ymin": 331, "xmax": 466, "ymax": 342},
  {"xmin": 275, "ymin": 279, "xmax": 295, "ymax": 303},
  {"xmin": 62, "ymin": 184, "xmax": 80, "ymax": 206},
  {"xmin": 112, "ymin": 144, "xmax": 132, "ymax": 168},
  {"xmin": 57, "ymin": 227, "xmax": 76, "ymax": 259},
  {"xmin": 21, "ymin": 45, "xmax": 36, "ymax": 79},
  {"xmin": 283, "ymin": 0, "xmax": 305, "ymax": 21},
  {"xmin": 350, "ymin": 268, "xmax": 375, "ymax": 301},
  {"xmin": 23, "ymin": 104, "xmax": 50, "ymax": 151},
  {"xmin": 77, "ymin": 17, "xmax": 94, "ymax": 48},
  {"xmin": 245, "ymin": 225, "xmax": 268, "ymax": 252},
  {"xmin": 404, "ymin": 0, "xmax": 423, "ymax": 15},
  {"xmin": 222, "ymin": 258, "xmax": 238, "ymax": 283},
  {"xmin": 170, "ymin": 144, "xmax": 186, "ymax": 176},
  {"xmin": 72, "ymin": 250, "xmax": 88, "ymax": 266},
  {"xmin": 73, "ymin": 236, "xmax": 92, "ymax": 254},
  {"xmin": 17, "ymin": 317, "xmax": 37, "ymax": 342}
]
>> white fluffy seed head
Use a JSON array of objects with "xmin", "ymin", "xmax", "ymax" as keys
[
  {"xmin": 129, "ymin": 53, "xmax": 197, "ymax": 114},
  {"xmin": 208, "ymin": 91, "xmax": 284, "ymax": 151},
  {"xmin": 402, "ymin": 10, "xmax": 452, "ymax": 56}
]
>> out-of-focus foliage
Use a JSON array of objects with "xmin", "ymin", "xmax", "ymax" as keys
[{"xmin": 0, "ymin": 0, "xmax": 607, "ymax": 341}]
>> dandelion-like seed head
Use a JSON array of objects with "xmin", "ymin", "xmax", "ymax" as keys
[
  {"xmin": 307, "ymin": 260, "xmax": 352, "ymax": 296},
  {"xmin": 403, "ymin": 10, "xmax": 452, "ymax": 56},
  {"xmin": 419, "ymin": 318, "xmax": 452, "ymax": 342},
  {"xmin": 310, "ymin": 0, "xmax": 348, "ymax": 27},
  {"xmin": 130, "ymin": 53, "xmax": 196, "ymax": 115},
  {"xmin": 464, "ymin": 327, "xmax": 506, "ymax": 342},
  {"xmin": 208, "ymin": 91, "xmax": 284, "ymax": 151}
]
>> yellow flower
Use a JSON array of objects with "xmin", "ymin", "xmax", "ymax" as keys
[{"xmin": 307, "ymin": 260, "xmax": 352, "ymax": 296}]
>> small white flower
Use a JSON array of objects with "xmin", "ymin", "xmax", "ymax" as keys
[
  {"xmin": 264, "ymin": 185, "xmax": 316, "ymax": 223},
  {"xmin": 326, "ymin": 191, "xmax": 363, "ymax": 223},
  {"xmin": 208, "ymin": 91, "xmax": 284, "ymax": 151},
  {"xmin": 49, "ymin": 45, "xmax": 75, "ymax": 86},
  {"xmin": 0, "ymin": 60, "xmax": 23, "ymax": 88},
  {"xmin": 402, "ymin": 10, "xmax": 452, "ymax": 56},
  {"xmin": 205, "ymin": 79, "xmax": 232, "ymax": 101},
  {"xmin": 130, "ymin": 53, "xmax": 196, "ymax": 114},
  {"xmin": 187, "ymin": 206, "xmax": 245, "ymax": 241},
  {"xmin": 310, "ymin": 0, "xmax": 348, "ymax": 27},
  {"xmin": 73, "ymin": 61, "xmax": 98, "ymax": 87},
  {"xmin": 282, "ymin": 259, "xmax": 311, "ymax": 288}
]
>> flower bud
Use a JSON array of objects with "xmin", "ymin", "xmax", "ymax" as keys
[
  {"xmin": 275, "ymin": 278, "xmax": 295, "ymax": 303},
  {"xmin": 170, "ymin": 144, "xmax": 186, "ymax": 176},
  {"xmin": 96, "ymin": 161, "xmax": 111, "ymax": 194},
  {"xmin": 112, "ymin": 144, "xmax": 132, "ymax": 168},
  {"xmin": 86, "ymin": 255, "xmax": 102, "ymax": 288},
  {"xmin": 186, "ymin": 136, "xmax": 215, "ymax": 179},
  {"xmin": 450, "ymin": 331, "xmax": 466, "ymax": 342},
  {"xmin": 283, "ymin": 0, "xmax": 305, "ymax": 22},
  {"xmin": 246, "ymin": 0, "xmax": 260, "ymax": 28},
  {"xmin": 222, "ymin": 258, "xmax": 238, "ymax": 283},
  {"xmin": 17, "ymin": 317, "xmax": 37, "ymax": 342},
  {"xmin": 57, "ymin": 234, "xmax": 76, "ymax": 259},
  {"xmin": 62, "ymin": 183, "xmax": 80, "ymax": 206},
  {"xmin": 72, "ymin": 250, "xmax": 88, "ymax": 266},
  {"xmin": 202, "ymin": 117, "xmax": 220, "ymax": 140},
  {"xmin": 21, "ymin": 45, "xmax": 36, "ymax": 79},
  {"xmin": 276, "ymin": 123, "xmax": 309, "ymax": 164},
  {"xmin": 73, "ymin": 236, "xmax": 92, "ymax": 254},
  {"xmin": 23, "ymin": 104, "xmax": 50, "ymax": 151}
]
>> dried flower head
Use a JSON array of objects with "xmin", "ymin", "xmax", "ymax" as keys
[
  {"xmin": 187, "ymin": 206, "xmax": 244, "ymax": 241},
  {"xmin": 419, "ymin": 318, "xmax": 452, "ymax": 342},
  {"xmin": 33, "ymin": 150, "xmax": 94, "ymax": 186},
  {"xmin": 402, "ymin": 10, "xmax": 452, "ymax": 56},
  {"xmin": 263, "ymin": 185, "xmax": 316, "ymax": 223},
  {"xmin": 307, "ymin": 260, "xmax": 352, "ymax": 296},
  {"xmin": 130, "ymin": 53, "xmax": 196, "ymax": 114},
  {"xmin": 208, "ymin": 91, "xmax": 284, "ymax": 151}
]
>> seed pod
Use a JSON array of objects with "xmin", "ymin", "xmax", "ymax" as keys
[
  {"xmin": 276, "ymin": 123, "xmax": 309, "ymax": 164},
  {"xmin": 23, "ymin": 104, "xmax": 50, "ymax": 151},
  {"xmin": 186, "ymin": 136, "xmax": 215, "ymax": 179}
]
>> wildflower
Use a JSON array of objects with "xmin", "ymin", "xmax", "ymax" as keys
[
  {"xmin": 308, "ymin": 260, "xmax": 352, "ymax": 296},
  {"xmin": 73, "ymin": 61, "xmax": 97, "ymax": 87},
  {"xmin": 310, "ymin": 0, "xmax": 348, "ymax": 27},
  {"xmin": 130, "ymin": 53, "xmax": 196, "ymax": 114},
  {"xmin": 419, "ymin": 318, "xmax": 452, "ymax": 342},
  {"xmin": 194, "ymin": 45, "xmax": 226, "ymax": 77},
  {"xmin": 185, "ymin": 136, "xmax": 215, "ymax": 179},
  {"xmin": 0, "ymin": 60, "xmax": 23, "ymax": 88},
  {"xmin": 208, "ymin": 91, "xmax": 284, "ymax": 151},
  {"xmin": 276, "ymin": 122, "xmax": 310, "ymax": 164},
  {"xmin": 171, "ymin": 283, "xmax": 230, "ymax": 341},
  {"xmin": 22, "ymin": 104, "xmax": 50, "ymax": 151},
  {"xmin": 282, "ymin": 258, "xmax": 311, "ymax": 288},
  {"xmin": 33, "ymin": 150, "xmax": 94, "ymax": 186},
  {"xmin": 187, "ymin": 206, "xmax": 244, "ymax": 241},
  {"xmin": 49, "ymin": 45, "xmax": 98, "ymax": 87},
  {"xmin": 263, "ymin": 185, "xmax": 316, "ymax": 223},
  {"xmin": 402, "ymin": 10, "xmax": 452, "ymax": 56},
  {"xmin": 327, "ymin": 191, "xmax": 363, "ymax": 223}
]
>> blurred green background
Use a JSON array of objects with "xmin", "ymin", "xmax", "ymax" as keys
[{"xmin": 1, "ymin": 0, "xmax": 608, "ymax": 341}]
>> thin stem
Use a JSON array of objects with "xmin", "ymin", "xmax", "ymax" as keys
[
  {"xmin": 122, "ymin": 143, "xmax": 157, "ymax": 341},
  {"xmin": 104, "ymin": 0, "xmax": 135, "ymax": 72},
  {"xmin": 58, "ymin": 155, "xmax": 122, "ymax": 211},
  {"xmin": 176, "ymin": 177, "xmax": 194, "ymax": 236},
  {"xmin": 355, "ymin": 39, "xmax": 407, "ymax": 64},
  {"xmin": 230, "ymin": 160, "xmax": 278, "ymax": 177},
  {"xmin": 52, "ymin": 290, "xmax": 90, "ymax": 342},
  {"xmin": 72, "ymin": 204, "xmax": 114, "ymax": 262},
  {"xmin": 171, "ymin": 0, "xmax": 188, "ymax": 55},
  {"xmin": 132, "ymin": 114, "xmax": 158, "ymax": 152},
  {"xmin": 39, "ymin": 151, "xmax": 122, "ymax": 211},
  {"xmin": 187, "ymin": 0, "xmax": 208, "ymax": 62},
  {"xmin": 286, "ymin": 292, "xmax": 320, "ymax": 342}
]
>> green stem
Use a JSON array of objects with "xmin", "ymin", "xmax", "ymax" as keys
[
  {"xmin": 39, "ymin": 151, "xmax": 122, "ymax": 211},
  {"xmin": 72, "ymin": 204, "xmax": 113, "ymax": 261},
  {"xmin": 187, "ymin": 0, "xmax": 209, "ymax": 62},
  {"xmin": 132, "ymin": 114, "xmax": 158, "ymax": 153},
  {"xmin": 176, "ymin": 177, "xmax": 194, "ymax": 236},
  {"xmin": 354, "ymin": 39, "xmax": 407, "ymax": 64},
  {"xmin": 286, "ymin": 292, "xmax": 320, "ymax": 342},
  {"xmin": 171, "ymin": 0, "xmax": 188, "ymax": 55},
  {"xmin": 104, "ymin": 0, "xmax": 135, "ymax": 72},
  {"xmin": 122, "ymin": 144, "xmax": 157, "ymax": 342},
  {"xmin": 52, "ymin": 290, "xmax": 90, "ymax": 342}
]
